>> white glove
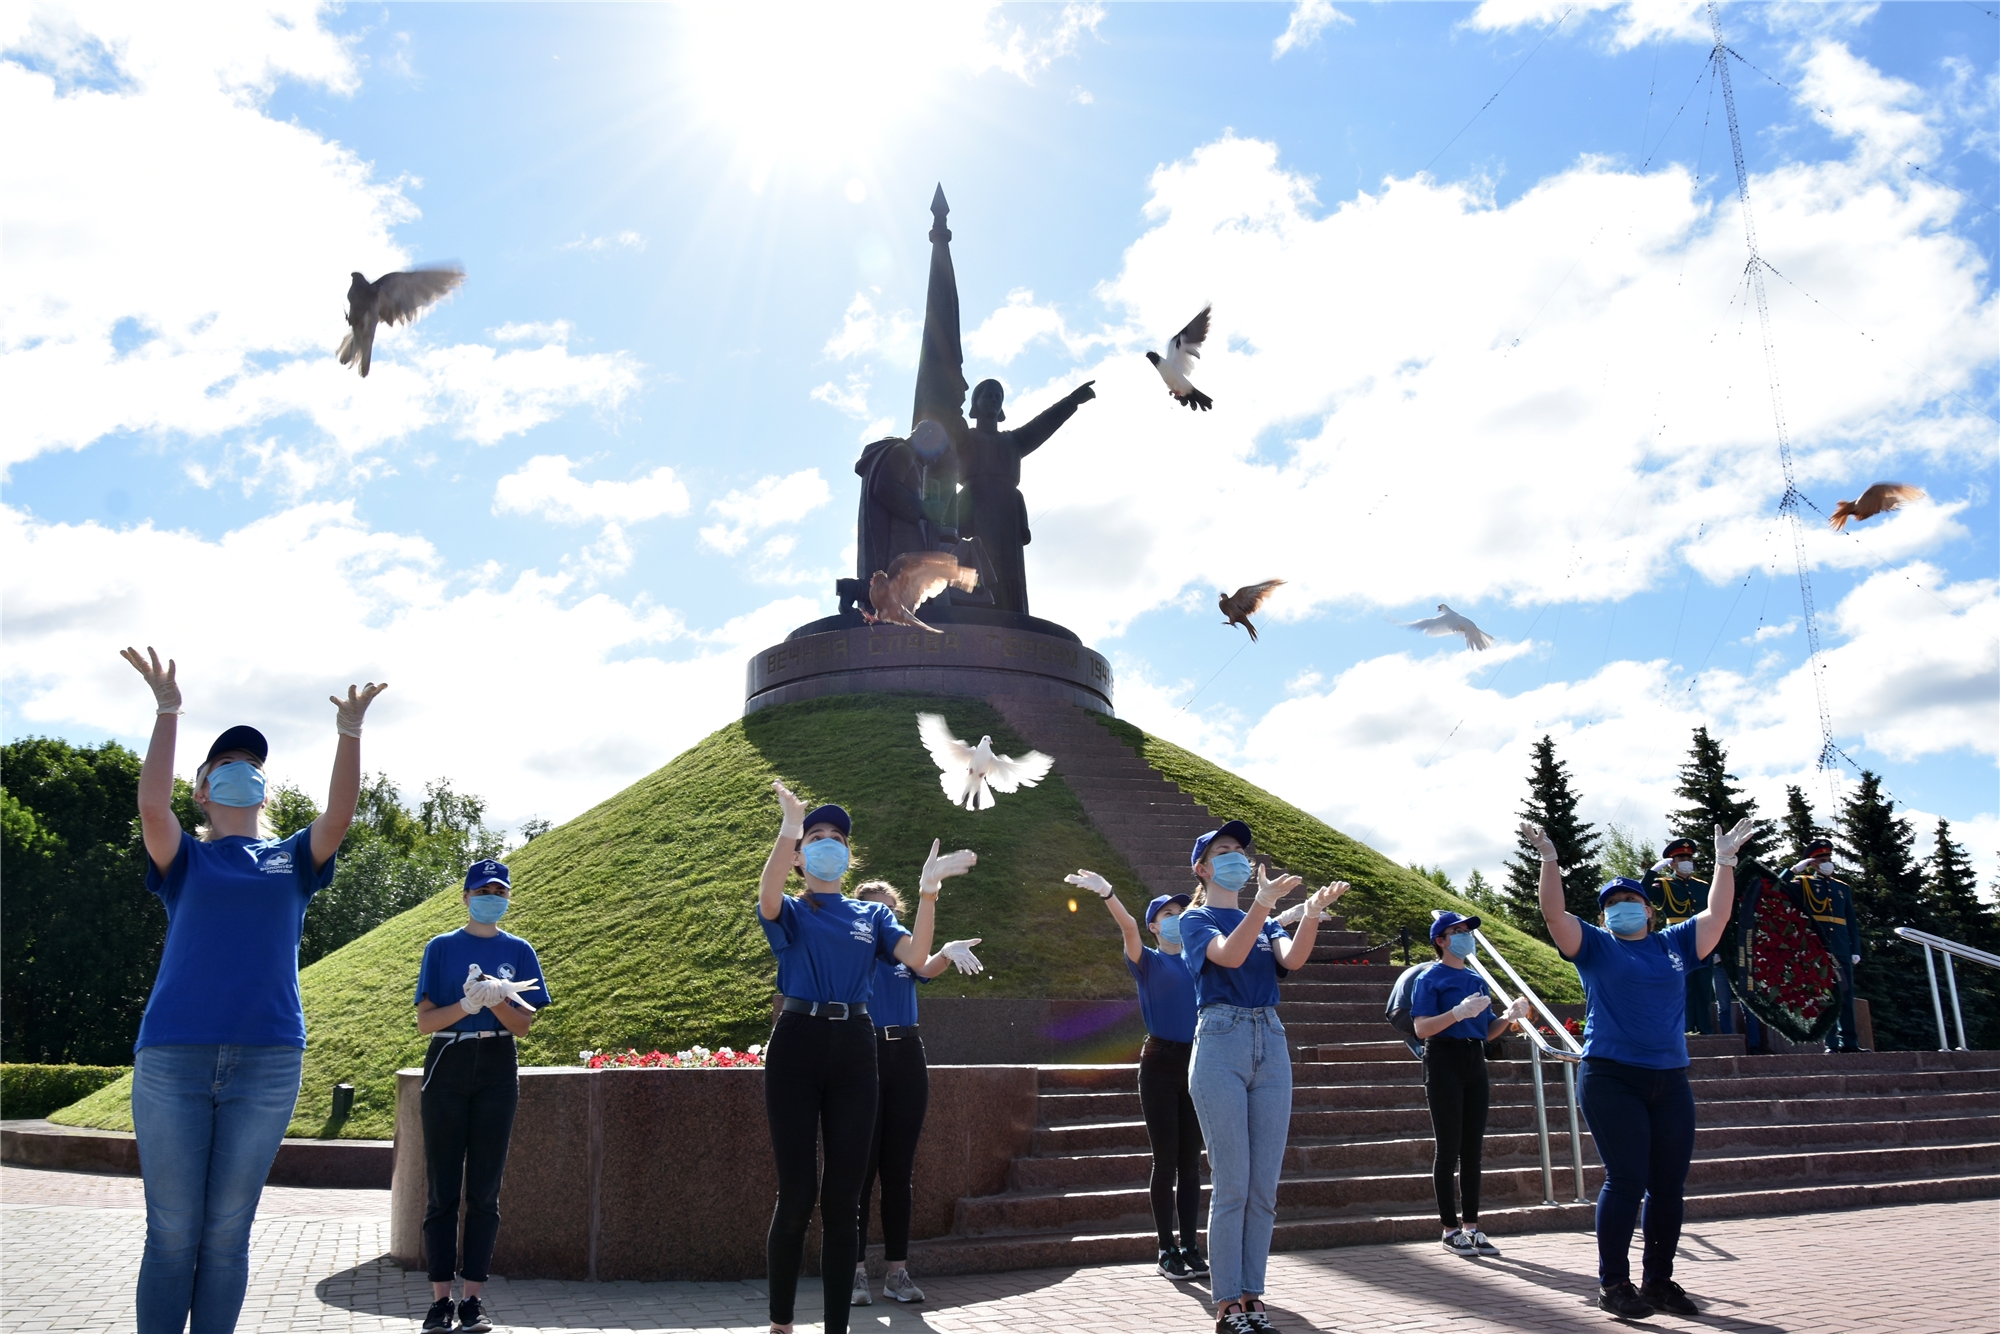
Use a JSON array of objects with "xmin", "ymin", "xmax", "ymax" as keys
[
  {"xmin": 330, "ymin": 682, "xmax": 388, "ymax": 739},
  {"xmin": 1502, "ymin": 997, "xmax": 1532, "ymax": 1024},
  {"xmin": 920, "ymin": 838, "xmax": 977, "ymax": 897},
  {"xmin": 938, "ymin": 939, "xmax": 984, "ymax": 976},
  {"xmin": 1305, "ymin": 881, "xmax": 1349, "ymax": 915},
  {"xmin": 1272, "ymin": 904, "xmax": 1322, "ymax": 927},
  {"xmin": 1851, "ymin": 954, "xmax": 1861, "ymax": 965},
  {"xmin": 1253, "ymin": 863, "xmax": 1303, "ymax": 910},
  {"xmin": 1650, "ymin": 858, "xmax": 1675, "ymax": 875},
  {"xmin": 121, "ymin": 646, "xmax": 183, "ymax": 715},
  {"xmin": 459, "ymin": 977, "xmax": 497, "ymax": 1015},
  {"xmin": 1789, "ymin": 858, "xmax": 1822, "ymax": 877},
  {"xmin": 1451, "ymin": 993, "xmax": 1493, "ymax": 1022},
  {"xmin": 772, "ymin": 779, "xmax": 807, "ymax": 839},
  {"xmin": 1064, "ymin": 870, "xmax": 1115, "ymax": 900},
  {"xmin": 1520, "ymin": 821, "xmax": 1559, "ymax": 864},
  {"xmin": 1714, "ymin": 818, "xmax": 1755, "ymax": 867},
  {"xmin": 489, "ymin": 976, "xmax": 542, "ymax": 1010}
]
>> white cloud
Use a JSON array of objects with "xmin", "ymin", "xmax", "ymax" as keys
[
  {"xmin": 0, "ymin": 502, "xmax": 808, "ymax": 825},
  {"xmin": 493, "ymin": 455, "xmax": 691, "ymax": 525},
  {"xmin": 1273, "ymin": 0, "xmax": 1352, "ymax": 59},
  {"xmin": 964, "ymin": 288, "xmax": 1106, "ymax": 364},
  {"xmin": 822, "ymin": 292, "xmax": 920, "ymax": 366},
  {"xmin": 0, "ymin": 3, "xmax": 641, "ymax": 480},
  {"xmin": 492, "ymin": 320, "xmax": 573, "ymax": 344},
  {"xmin": 559, "ymin": 230, "xmax": 646, "ymax": 253},
  {"xmin": 811, "ymin": 374, "xmax": 874, "ymax": 420},
  {"xmin": 1468, "ymin": 1, "xmax": 1710, "ymax": 51},
  {"xmin": 698, "ymin": 469, "xmax": 833, "ymax": 557}
]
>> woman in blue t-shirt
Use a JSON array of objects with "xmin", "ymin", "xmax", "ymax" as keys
[
  {"xmin": 1410, "ymin": 911, "xmax": 1531, "ymax": 1260},
  {"xmin": 411, "ymin": 858, "xmax": 547, "ymax": 1334},
  {"xmin": 119, "ymin": 646, "xmax": 385, "ymax": 1334},
  {"xmin": 1071, "ymin": 868, "xmax": 1208, "ymax": 1282},
  {"xmin": 847, "ymin": 880, "xmax": 983, "ymax": 1309},
  {"xmin": 1175, "ymin": 820, "xmax": 1345, "ymax": 1334},
  {"xmin": 1527, "ymin": 817, "xmax": 1754, "ymax": 1321},
  {"xmin": 758, "ymin": 780, "xmax": 973, "ymax": 1334}
]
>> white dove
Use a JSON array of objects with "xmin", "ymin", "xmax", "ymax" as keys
[
  {"xmin": 463, "ymin": 962, "xmax": 542, "ymax": 1011},
  {"xmin": 1145, "ymin": 305, "xmax": 1213, "ymax": 411},
  {"xmin": 1405, "ymin": 603, "xmax": 1494, "ymax": 652},
  {"xmin": 917, "ymin": 712, "xmax": 1054, "ymax": 811}
]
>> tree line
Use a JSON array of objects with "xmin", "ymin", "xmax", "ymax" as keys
[
  {"xmin": 2, "ymin": 736, "xmax": 526, "ymax": 1065},
  {"xmin": 1420, "ymin": 727, "xmax": 1999, "ymax": 1051}
]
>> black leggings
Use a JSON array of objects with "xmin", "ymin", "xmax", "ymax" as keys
[
  {"xmin": 419, "ymin": 1036, "xmax": 520, "ymax": 1283},
  {"xmin": 1422, "ymin": 1037, "xmax": 1489, "ymax": 1230},
  {"xmin": 1138, "ymin": 1036, "xmax": 1204, "ymax": 1250},
  {"xmin": 857, "ymin": 1033, "xmax": 930, "ymax": 1265},
  {"xmin": 764, "ymin": 1011, "xmax": 878, "ymax": 1334}
]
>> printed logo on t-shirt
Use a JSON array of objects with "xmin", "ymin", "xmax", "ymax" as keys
[
  {"xmin": 893, "ymin": 963, "xmax": 912, "ymax": 980},
  {"xmin": 1665, "ymin": 947, "xmax": 1685, "ymax": 973},
  {"xmin": 1253, "ymin": 933, "xmax": 1272, "ymax": 953},
  {"xmin": 849, "ymin": 920, "xmax": 876, "ymax": 945},
  {"xmin": 498, "ymin": 963, "xmax": 517, "ymax": 980},
  {"xmin": 256, "ymin": 848, "xmax": 295, "ymax": 875}
]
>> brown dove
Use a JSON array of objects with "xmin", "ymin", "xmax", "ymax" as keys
[
  {"xmin": 865, "ymin": 552, "xmax": 978, "ymax": 633},
  {"xmin": 338, "ymin": 265, "xmax": 466, "ymax": 377},
  {"xmin": 1828, "ymin": 483, "xmax": 1925, "ymax": 531},
  {"xmin": 1218, "ymin": 579, "xmax": 1285, "ymax": 640}
]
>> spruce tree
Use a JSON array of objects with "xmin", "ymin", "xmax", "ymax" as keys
[
  {"xmin": 1501, "ymin": 735, "xmax": 1603, "ymax": 941},
  {"xmin": 1781, "ymin": 784, "xmax": 1831, "ymax": 860},
  {"xmin": 1667, "ymin": 727, "xmax": 1773, "ymax": 863},
  {"xmin": 1918, "ymin": 820, "xmax": 2000, "ymax": 1049},
  {"xmin": 1839, "ymin": 771, "xmax": 1931, "ymax": 1050}
]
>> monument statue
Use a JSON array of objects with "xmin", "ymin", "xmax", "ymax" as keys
[{"xmin": 957, "ymin": 375, "xmax": 1094, "ymax": 615}]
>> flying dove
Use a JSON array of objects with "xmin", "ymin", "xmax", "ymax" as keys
[
  {"xmin": 1219, "ymin": 579, "xmax": 1285, "ymax": 641},
  {"xmin": 864, "ymin": 551, "xmax": 978, "ymax": 634},
  {"xmin": 338, "ymin": 265, "xmax": 466, "ymax": 377},
  {"xmin": 1146, "ymin": 305, "xmax": 1214, "ymax": 411},
  {"xmin": 1406, "ymin": 604, "xmax": 1494, "ymax": 651},
  {"xmin": 917, "ymin": 712, "xmax": 1053, "ymax": 811},
  {"xmin": 1828, "ymin": 483, "xmax": 1925, "ymax": 531}
]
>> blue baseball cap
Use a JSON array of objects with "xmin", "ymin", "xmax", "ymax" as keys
[
  {"xmin": 1597, "ymin": 876, "xmax": 1647, "ymax": 907},
  {"xmin": 205, "ymin": 724, "xmax": 268, "ymax": 766},
  {"xmin": 1146, "ymin": 893, "xmax": 1192, "ymax": 926},
  {"xmin": 1190, "ymin": 820, "xmax": 1254, "ymax": 868},
  {"xmin": 465, "ymin": 859, "xmax": 510, "ymax": 891},
  {"xmin": 802, "ymin": 803, "xmax": 851, "ymax": 838},
  {"xmin": 1430, "ymin": 909, "xmax": 1481, "ymax": 941}
]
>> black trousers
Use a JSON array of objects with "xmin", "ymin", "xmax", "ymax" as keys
[
  {"xmin": 1421, "ymin": 1037, "xmax": 1489, "ymax": 1230},
  {"xmin": 1579, "ymin": 1057, "xmax": 1696, "ymax": 1287},
  {"xmin": 1138, "ymin": 1036, "xmax": 1204, "ymax": 1250},
  {"xmin": 420, "ymin": 1035, "xmax": 520, "ymax": 1284},
  {"xmin": 1829, "ymin": 959, "xmax": 1861, "ymax": 1051},
  {"xmin": 764, "ymin": 1011, "xmax": 878, "ymax": 1334},
  {"xmin": 857, "ymin": 1033, "xmax": 930, "ymax": 1265}
]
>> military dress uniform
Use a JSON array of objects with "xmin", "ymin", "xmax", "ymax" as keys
[
  {"xmin": 1781, "ymin": 855, "xmax": 1863, "ymax": 1052},
  {"xmin": 1642, "ymin": 856, "xmax": 1722, "ymax": 1035}
]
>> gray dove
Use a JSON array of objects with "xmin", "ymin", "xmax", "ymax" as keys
[
  {"xmin": 1406, "ymin": 604, "xmax": 1494, "ymax": 651},
  {"xmin": 338, "ymin": 265, "xmax": 466, "ymax": 377},
  {"xmin": 1146, "ymin": 305, "xmax": 1213, "ymax": 410}
]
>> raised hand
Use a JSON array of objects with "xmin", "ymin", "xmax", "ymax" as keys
[
  {"xmin": 1070, "ymin": 379, "xmax": 1097, "ymax": 404},
  {"xmin": 1306, "ymin": 881, "xmax": 1349, "ymax": 915},
  {"xmin": 1452, "ymin": 993, "xmax": 1493, "ymax": 1022},
  {"xmin": 330, "ymin": 682, "xmax": 388, "ymax": 738},
  {"xmin": 1064, "ymin": 869, "xmax": 1115, "ymax": 900},
  {"xmin": 121, "ymin": 646, "xmax": 181, "ymax": 715},
  {"xmin": 772, "ymin": 779, "xmax": 807, "ymax": 837},
  {"xmin": 1714, "ymin": 818, "xmax": 1756, "ymax": 866},
  {"xmin": 1502, "ymin": 997, "xmax": 1533, "ymax": 1024},
  {"xmin": 920, "ymin": 838, "xmax": 978, "ymax": 897},
  {"xmin": 1520, "ymin": 821, "xmax": 1558, "ymax": 863},
  {"xmin": 938, "ymin": 939, "xmax": 984, "ymax": 975},
  {"xmin": 1253, "ymin": 863, "xmax": 1303, "ymax": 910}
]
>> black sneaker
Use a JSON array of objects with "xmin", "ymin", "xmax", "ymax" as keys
[
  {"xmin": 1242, "ymin": 1299, "xmax": 1278, "ymax": 1331},
  {"xmin": 1157, "ymin": 1247, "xmax": 1191, "ymax": 1279},
  {"xmin": 1443, "ymin": 1229, "xmax": 1479, "ymax": 1258},
  {"xmin": 456, "ymin": 1295, "xmax": 492, "ymax": 1333},
  {"xmin": 1180, "ymin": 1245, "xmax": 1211, "ymax": 1277},
  {"xmin": 1639, "ymin": 1279, "xmax": 1699, "ymax": 1316},
  {"xmin": 1215, "ymin": 1306, "xmax": 1256, "ymax": 1334},
  {"xmin": 1598, "ymin": 1281, "xmax": 1654, "ymax": 1319},
  {"xmin": 421, "ymin": 1299, "xmax": 456, "ymax": 1332}
]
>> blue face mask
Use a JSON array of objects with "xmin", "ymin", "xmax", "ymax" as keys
[
  {"xmin": 467, "ymin": 893, "xmax": 510, "ymax": 924},
  {"xmin": 1208, "ymin": 851, "xmax": 1253, "ymax": 891},
  {"xmin": 1446, "ymin": 932, "xmax": 1477, "ymax": 959},
  {"xmin": 205, "ymin": 760, "xmax": 266, "ymax": 808},
  {"xmin": 802, "ymin": 838, "xmax": 850, "ymax": 882},
  {"xmin": 1604, "ymin": 901, "xmax": 1650, "ymax": 936},
  {"xmin": 1156, "ymin": 914, "xmax": 1183, "ymax": 945}
]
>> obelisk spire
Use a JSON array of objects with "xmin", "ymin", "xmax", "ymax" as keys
[{"xmin": 912, "ymin": 184, "xmax": 967, "ymax": 431}]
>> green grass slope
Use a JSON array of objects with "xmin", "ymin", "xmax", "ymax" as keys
[
  {"xmin": 49, "ymin": 693, "xmax": 1576, "ymax": 1140},
  {"xmin": 1092, "ymin": 715, "xmax": 1582, "ymax": 1005}
]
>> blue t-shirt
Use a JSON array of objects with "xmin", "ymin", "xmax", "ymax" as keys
[
  {"xmin": 759, "ymin": 892, "xmax": 911, "ymax": 1006},
  {"xmin": 416, "ymin": 929, "xmax": 550, "ymax": 1033},
  {"xmin": 869, "ymin": 955, "xmax": 931, "ymax": 1029},
  {"xmin": 1127, "ymin": 946, "xmax": 1198, "ymax": 1042},
  {"xmin": 1566, "ymin": 917, "xmax": 1703, "ymax": 1069},
  {"xmin": 1177, "ymin": 907, "xmax": 1291, "ymax": 1011},
  {"xmin": 136, "ymin": 828, "xmax": 335, "ymax": 1051},
  {"xmin": 1410, "ymin": 961, "xmax": 1493, "ymax": 1042}
]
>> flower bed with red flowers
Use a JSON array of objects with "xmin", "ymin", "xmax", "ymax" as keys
[
  {"xmin": 1741, "ymin": 884, "xmax": 1839, "ymax": 1040},
  {"xmin": 579, "ymin": 1045, "xmax": 764, "ymax": 1069}
]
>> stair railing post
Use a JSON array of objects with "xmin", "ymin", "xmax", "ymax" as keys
[
  {"xmin": 1943, "ymin": 952, "xmax": 1968, "ymax": 1051},
  {"xmin": 1562, "ymin": 1056, "xmax": 1585, "ymax": 1203},
  {"xmin": 1919, "ymin": 942, "xmax": 1950, "ymax": 1051},
  {"xmin": 1529, "ymin": 1040, "xmax": 1554, "ymax": 1206}
]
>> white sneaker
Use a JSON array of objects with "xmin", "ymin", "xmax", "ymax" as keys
[
  {"xmin": 1443, "ymin": 1229, "xmax": 1479, "ymax": 1258},
  {"xmin": 1469, "ymin": 1228, "xmax": 1501, "ymax": 1257},
  {"xmin": 882, "ymin": 1268, "xmax": 925, "ymax": 1303},
  {"xmin": 850, "ymin": 1268, "xmax": 872, "ymax": 1306}
]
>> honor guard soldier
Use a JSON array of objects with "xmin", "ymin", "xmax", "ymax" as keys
[
  {"xmin": 1643, "ymin": 839, "xmax": 1724, "ymax": 1035},
  {"xmin": 1782, "ymin": 838, "xmax": 1863, "ymax": 1053}
]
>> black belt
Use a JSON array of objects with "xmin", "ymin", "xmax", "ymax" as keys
[
  {"xmin": 780, "ymin": 997, "xmax": 869, "ymax": 1020},
  {"xmin": 1424, "ymin": 1036, "xmax": 1487, "ymax": 1048},
  {"xmin": 879, "ymin": 1024, "xmax": 919, "ymax": 1041}
]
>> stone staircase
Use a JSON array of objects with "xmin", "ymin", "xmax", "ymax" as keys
[{"xmin": 895, "ymin": 696, "xmax": 2000, "ymax": 1277}]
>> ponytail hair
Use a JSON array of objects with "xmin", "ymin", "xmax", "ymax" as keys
[{"xmin": 854, "ymin": 879, "xmax": 905, "ymax": 915}]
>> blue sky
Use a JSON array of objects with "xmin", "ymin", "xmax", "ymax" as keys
[{"xmin": 4, "ymin": 2, "xmax": 1995, "ymax": 888}]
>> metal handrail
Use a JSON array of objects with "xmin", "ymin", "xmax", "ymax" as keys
[
  {"xmin": 1464, "ymin": 932, "xmax": 1588, "ymax": 1206},
  {"xmin": 1895, "ymin": 927, "xmax": 1999, "ymax": 1052}
]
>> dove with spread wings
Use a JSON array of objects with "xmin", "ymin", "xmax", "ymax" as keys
[
  {"xmin": 1146, "ymin": 305, "xmax": 1214, "ymax": 411},
  {"xmin": 864, "ymin": 551, "xmax": 979, "ymax": 634},
  {"xmin": 1828, "ymin": 483, "xmax": 1925, "ymax": 531},
  {"xmin": 1405, "ymin": 604, "xmax": 1494, "ymax": 651},
  {"xmin": 1219, "ymin": 579, "xmax": 1284, "ymax": 641},
  {"xmin": 917, "ymin": 712, "xmax": 1053, "ymax": 811},
  {"xmin": 338, "ymin": 265, "xmax": 466, "ymax": 377}
]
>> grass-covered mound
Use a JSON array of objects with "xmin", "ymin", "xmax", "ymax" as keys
[
  {"xmin": 1094, "ymin": 716, "xmax": 1583, "ymax": 1005},
  {"xmin": 50, "ymin": 693, "xmax": 1578, "ymax": 1140}
]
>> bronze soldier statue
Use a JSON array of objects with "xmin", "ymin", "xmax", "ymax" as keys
[{"xmin": 957, "ymin": 376, "xmax": 1094, "ymax": 615}]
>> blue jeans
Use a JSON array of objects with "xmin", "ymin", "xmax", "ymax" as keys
[
  {"xmin": 1578, "ymin": 1057, "xmax": 1696, "ymax": 1289},
  {"xmin": 132, "ymin": 1045, "xmax": 302, "ymax": 1334},
  {"xmin": 1187, "ymin": 1005, "xmax": 1291, "ymax": 1304}
]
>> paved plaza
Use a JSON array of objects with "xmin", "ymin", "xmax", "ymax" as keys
[{"xmin": 1, "ymin": 1165, "xmax": 1992, "ymax": 1332}]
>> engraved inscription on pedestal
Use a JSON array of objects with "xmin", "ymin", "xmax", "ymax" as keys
[{"xmin": 745, "ymin": 622, "xmax": 1112, "ymax": 715}]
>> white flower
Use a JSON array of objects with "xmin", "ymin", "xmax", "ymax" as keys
[{"xmin": 748, "ymin": 1044, "xmax": 762, "ymax": 1056}]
